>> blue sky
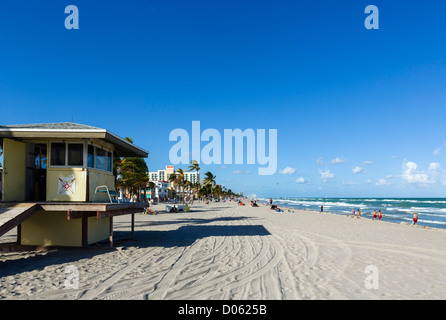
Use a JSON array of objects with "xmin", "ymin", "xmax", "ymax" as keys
[{"xmin": 1, "ymin": 0, "xmax": 446, "ymax": 197}]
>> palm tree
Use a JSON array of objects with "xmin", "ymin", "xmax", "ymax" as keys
[
  {"xmin": 184, "ymin": 180, "xmax": 192, "ymax": 203},
  {"xmin": 176, "ymin": 168, "xmax": 186, "ymax": 204},
  {"xmin": 115, "ymin": 137, "xmax": 148, "ymax": 202},
  {"xmin": 198, "ymin": 184, "xmax": 212, "ymax": 200},
  {"xmin": 117, "ymin": 157, "xmax": 148, "ymax": 202},
  {"xmin": 203, "ymin": 171, "xmax": 216, "ymax": 200},
  {"xmin": 147, "ymin": 181, "xmax": 156, "ymax": 201},
  {"xmin": 204, "ymin": 171, "xmax": 216, "ymax": 187},
  {"xmin": 168, "ymin": 173, "xmax": 179, "ymax": 202},
  {"xmin": 188, "ymin": 160, "xmax": 200, "ymax": 202}
]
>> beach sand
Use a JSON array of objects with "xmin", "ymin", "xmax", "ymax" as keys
[{"xmin": 1, "ymin": 201, "xmax": 446, "ymax": 300}]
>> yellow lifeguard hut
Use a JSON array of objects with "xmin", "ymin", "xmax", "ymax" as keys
[{"xmin": 0, "ymin": 122, "xmax": 148, "ymax": 248}]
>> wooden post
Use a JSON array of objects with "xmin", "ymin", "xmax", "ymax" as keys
[
  {"xmin": 109, "ymin": 216, "xmax": 113, "ymax": 247},
  {"xmin": 131, "ymin": 213, "xmax": 135, "ymax": 240},
  {"xmin": 81, "ymin": 216, "xmax": 88, "ymax": 247},
  {"xmin": 17, "ymin": 224, "xmax": 21, "ymax": 245}
]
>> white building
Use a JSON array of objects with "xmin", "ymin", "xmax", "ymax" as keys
[
  {"xmin": 149, "ymin": 165, "xmax": 200, "ymax": 186},
  {"xmin": 151, "ymin": 181, "xmax": 168, "ymax": 200}
]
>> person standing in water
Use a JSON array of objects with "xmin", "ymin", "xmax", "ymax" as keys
[
  {"xmin": 413, "ymin": 212, "xmax": 418, "ymax": 225},
  {"xmin": 373, "ymin": 210, "xmax": 377, "ymax": 220}
]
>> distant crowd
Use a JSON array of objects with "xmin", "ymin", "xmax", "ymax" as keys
[{"xmin": 238, "ymin": 198, "xmax": 420, "ymax": 225}]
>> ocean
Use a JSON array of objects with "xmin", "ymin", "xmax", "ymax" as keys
[{"xmin": 264, "ymin": 198, "xmax": 446, "ymax": 229}]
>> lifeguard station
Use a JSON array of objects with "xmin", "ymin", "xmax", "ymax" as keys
[{"xmin": 0, "ymin": 122, "xmax": 148, "ymax": 248}]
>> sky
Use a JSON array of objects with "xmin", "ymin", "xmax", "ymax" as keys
[{"xmin": 1, "ymin": 0, "xmax": 446, "ymax": 198}]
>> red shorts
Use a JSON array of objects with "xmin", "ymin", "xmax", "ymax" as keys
[{"xmin": 413, "ymin": 218, "xmax": 418, "ymax": 223}]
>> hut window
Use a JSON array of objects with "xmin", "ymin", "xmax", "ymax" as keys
[
  {"xmin": 67, "ymin": 144, "xmax": 84, "ymax": 166},
  {"xmin": 87, "ymin": 145, "xmax": 95, "ymax": 168},
  {"xmin": 106, "ymin": 152, "xmax": 112, "ymax": 172},
  {"xmin": 95, "ymin": 148, "xmax": 107, "ymax": 171},
  {"xmin": 50, "ymin": 143, "xmax": 66, "ymax": 166}
]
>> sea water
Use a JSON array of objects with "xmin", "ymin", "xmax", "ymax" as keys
[{"xmin": 263, "ymin": 198, "xmax": 446, "ymax": 229}]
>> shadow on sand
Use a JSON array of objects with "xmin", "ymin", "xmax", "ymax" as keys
[{"xmin": 0, "ymin": 217, "xmax": 270, "ymax": 278}]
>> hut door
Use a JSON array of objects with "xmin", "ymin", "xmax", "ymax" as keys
[
  {"xmin": 2, "ymin": 138, "xmax": 26, "ymax": 201},
  {"xmin": 29, "ymin": 143, "xmax": 47, "ymax": 201}
]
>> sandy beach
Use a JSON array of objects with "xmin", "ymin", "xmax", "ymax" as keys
[{"xmin": 1, "ymin": 200, "xmax": 446, "ymax": 300}]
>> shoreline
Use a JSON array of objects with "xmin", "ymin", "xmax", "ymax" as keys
[
  {"xmin": 255, "ymin": 197, "xmax": 446, "ymax": 231},
  {"xmin": 269, "ymin": 203, "xmax": 445, "ymax": 232}
]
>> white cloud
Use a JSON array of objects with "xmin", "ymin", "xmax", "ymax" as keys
[
  {"xmin": 232, "ymin": 170, "xmax": 251, "ymax": 175},
  {"xmin": 352, "ymin": 166, "xmax": 364, "ymax": 174},
  {"xmin": 296, "ymin": 177, "xmax": 309, "ymax": 184},
  {"xmin": 433, "ymin": 142, "xmax": 446, "ymax": 155},
  {"xmin": 401, "ymin": 160, "xmax": 430, "ymax": 184},
  {"xmin": 342, "ymin": 179, "xmax": 358, "ymax": 185},
  {"xmin": 331, "ymin": 157, "xmax": 347, "ymax": 164},
  {"xmin": 376, "ymin": 178, "xmax": 391, "ymax": 186},
  {"xmin": 428, "ymin": 162, "xmax": 446, "ymax": 185},
  {"xmin": 316, "ymin": 157, "xmax": 325, "ymax": 166},
  {"xmin": 429, "ymin": 162, "xmax": 440, "ymax": 171},
  {"xmin": 399, "ymin": 160, "xmax": 446, "ymax": 186},
  {"xmin": 319, "ymin": 169, "xmax": 334, "ymax": 182},
  {"xmin": 362, "ymin": 161, "xmax": 373, "ymax": 165},
  {"xmin": 278, "ymin": 166, "xmax": 297, "ymax": 175}
]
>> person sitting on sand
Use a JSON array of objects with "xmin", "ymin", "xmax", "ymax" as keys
[
  {"xmin": 378, "ymin": 210, "xmax": 383, "ymax": 221},
  {"xmin": 373, "ymin": 210, "xmax": 377, "ymax": 220},
  {"xmin": 413, "ymin": 212, "xmax": 418, "ymax": 225},
  {"xmin": 270, "ymin": 204, "xmax": 278, "ymax": 210}
]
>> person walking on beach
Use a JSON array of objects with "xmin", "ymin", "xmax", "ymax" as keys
[
  {"xmin": 351, "ymin": 209, "xmax": 356, "ymax": 216},
  {"xmin": 373, "ymin": 210, "xmax": 377, "ymax": 220},
  {"xmin": 357, "ymin": 209, "xmax": 361, "ymax": 218},
  {"xmin": 413, "ymin": 212, "xmax": 418, "ymax": 225},
  {"xmin": 321, "ymin": 205, "xmax": 324, "ymax": 212},
  {"xmin": 378, "ymin": 210, "xmax": 383, "ymax": 221},
  {"xmin": 270, "ymin": 198, "xmax": 273, "ymax": 206}
]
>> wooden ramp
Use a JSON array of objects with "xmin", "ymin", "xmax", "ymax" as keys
[{"xmin": 0, "ymin": 203, "xmax": 40, "ymax": 237}]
